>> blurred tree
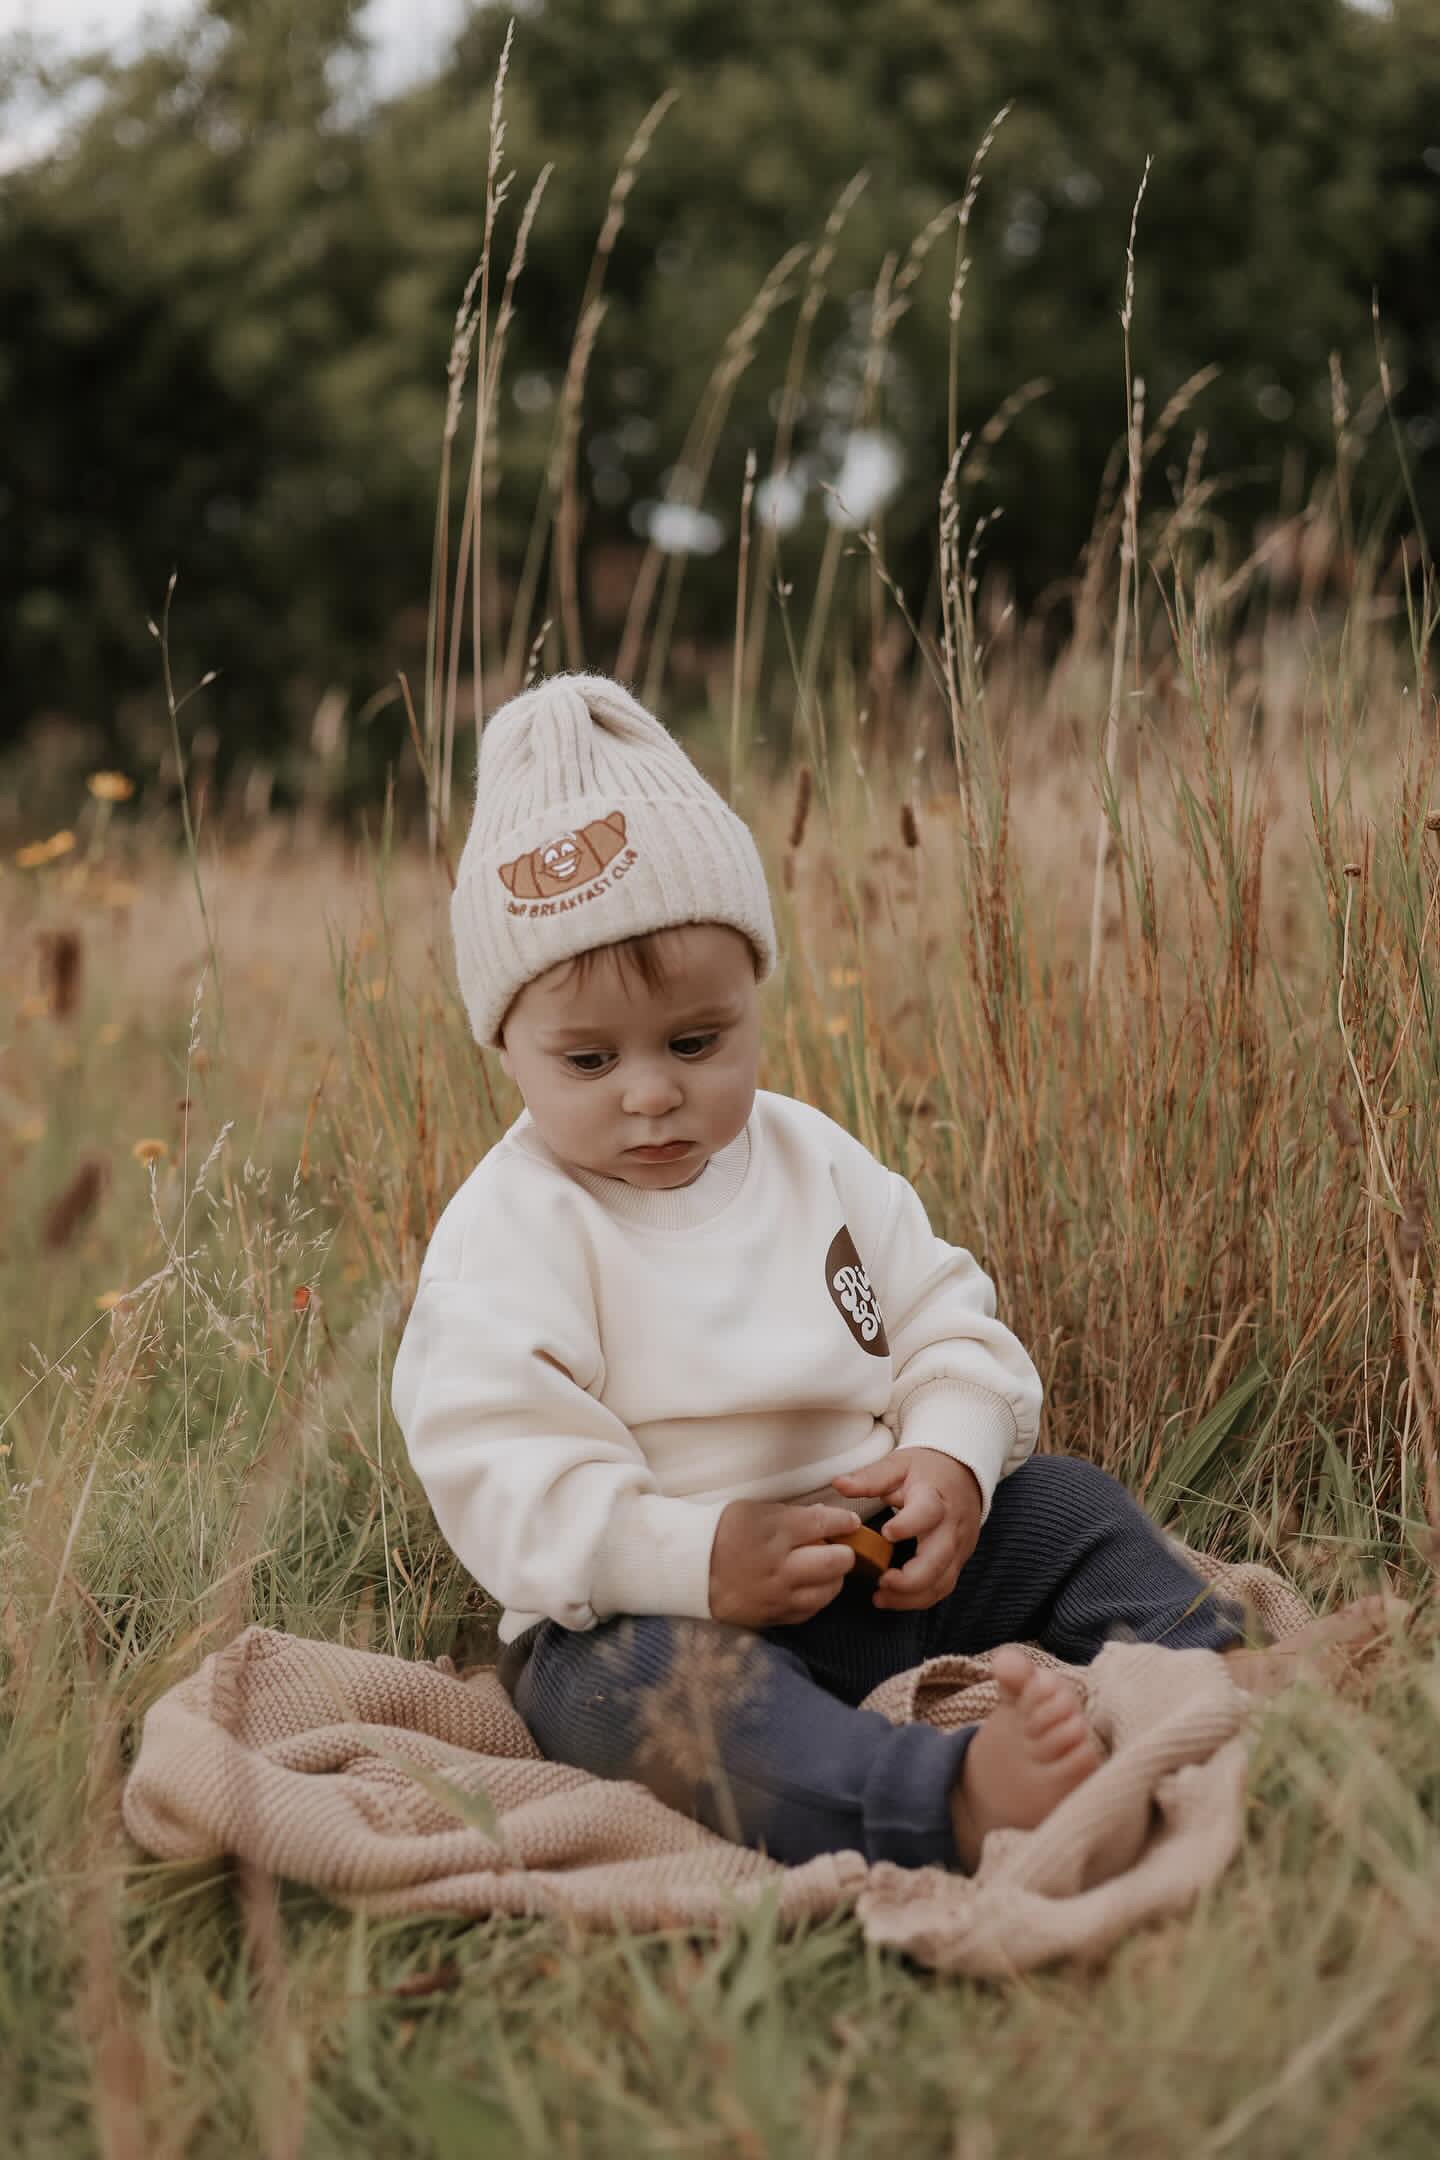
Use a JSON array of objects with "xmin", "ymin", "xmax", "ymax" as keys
[
  {"xmin": 424, "ymin": 0, "xmax": 1440, "ymax": 641},
  {"xmin": 1, "ymin": 0, "xmax": 1437, "ymax": 785},
  {"xmin": 1367, "ymin": 0, "xmax": 1440, "ymax": 568},
  {"xmin": 0, "ymin": 0, "xmax": 426, "ymax": 789}
]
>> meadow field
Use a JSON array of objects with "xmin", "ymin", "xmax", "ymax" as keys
[{"xmin": 4, "ymin": 87, "xmax": 1440, "ymax": 2154}]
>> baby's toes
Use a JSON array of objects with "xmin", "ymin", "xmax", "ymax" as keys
[
  {"xmin": 1022, "ymin": 1683, "xmax": 1082, "ymax": 1735},
  {"xmin": 989, "ymin": 1644, "xmax": 1035, "ymax": 1703},
  {"xmin": 1013, "ymin": 1670, "xmax": 1097, "ymax": 1761},
  {"xmin": 1031, "ymin": 1705, "xmax": 1097, "ymax": 1764},
  {"xmin": 1013, "ymin": 1664, "xmax": 1074, "ymax": 1728}
]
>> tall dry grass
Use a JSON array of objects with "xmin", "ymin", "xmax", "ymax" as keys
[{"xmin": 2, "ymin": 65, "xmax": 1439, "ymax": 2158}]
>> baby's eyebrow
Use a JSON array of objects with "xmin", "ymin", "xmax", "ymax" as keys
[
  {"xmin": 539, "ymin": 1004, "xmax": 739, "ymax": 1046},
  {"xmin": 665, "ymin": 1005, "xmax": 740, "ymax": 1028}
]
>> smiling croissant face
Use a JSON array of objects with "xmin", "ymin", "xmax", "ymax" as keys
[
  {"xmin": 541, "ymin": 833, "xmax": 581, "ymax": 880},
  {"xmin": 497, "ymin": 810, "xmax": 629, "ymax": 900}
]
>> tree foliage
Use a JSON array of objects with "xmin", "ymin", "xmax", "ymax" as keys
[{"xmin": 1, "ymin": 0, "xmax": 1437, "ymax": 780}]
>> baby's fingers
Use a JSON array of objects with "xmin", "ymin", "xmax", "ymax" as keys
[
  {"xmin": 792, "ymin": 1503, "xmax": 863, "ymax": 1546},
  {"xmin": 786, "ymin": 1540, "xmax": 856, "ymax": 1587},
  {"xmin": 873, "ymin": 1534, "xmax": 957, "ymax": 1611},
  {"xmin": 879, "ymin": 1484, "xmax": 946, "ymax": 1545},
  {"xmin": 833, "ymin": 1458, "xmax": 908, "ymax": 1499},
  {"xmin": 773, "ymin": 1575, "xmax": 849, "ymax": 1624}
]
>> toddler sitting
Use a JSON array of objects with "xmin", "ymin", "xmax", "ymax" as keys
[{"xmin": 392, "ymin": 672, "xmax": 1387, "ymax": 1870}]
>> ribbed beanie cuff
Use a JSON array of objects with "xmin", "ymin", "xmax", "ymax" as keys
[{"xmin": 451, "ymin": 672, "xmax": 778, "ymax": 1046}]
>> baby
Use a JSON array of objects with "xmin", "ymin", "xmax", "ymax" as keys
[{"xmin": 392, "ymin": 672, "xmax": 1387, "ymax": 1871}]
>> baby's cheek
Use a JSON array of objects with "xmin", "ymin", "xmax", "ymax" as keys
[{"xmin": 712, "ymin": 1075, "xmax": 755, "ymax": 1137}]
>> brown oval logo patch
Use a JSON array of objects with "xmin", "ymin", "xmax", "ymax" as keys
[{"xmin": 825, "ymin": 1224, "xmax": 889, "ymax": 1357}]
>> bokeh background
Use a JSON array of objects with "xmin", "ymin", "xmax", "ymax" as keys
[
  {"xmin": 2, "ymin": 0, "xmax": 1438, "ymax": 819},
  {"xmin": 5, "ymin": 13, "xmax": 1440, "ymax": 2148}
]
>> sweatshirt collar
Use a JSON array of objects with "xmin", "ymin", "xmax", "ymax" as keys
[{"xmin": 511, "ymin": 1112, "xmax": 754, "ymax": 1228}]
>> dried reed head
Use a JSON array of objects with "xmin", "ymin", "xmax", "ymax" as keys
[
  {"xmin": 1327, "ymin": 1091, "xmax": 1363, "ymax": 1149},
  {"xmin": 41, "ymin": 929, "xmax": 83, "ymax": 1019},
  {"xmin": 42, "ymin": 1156, "xmax": 108, "ymax": 1250},
  {"xmin": 787, "ymin": 765, "xmax": 813, "ymax": 852},
  {"xmin": 1397, "ymin": 1180, "xmax": 1427, "ymax": 1267}
]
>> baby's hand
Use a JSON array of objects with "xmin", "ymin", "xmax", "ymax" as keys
[
  {"xmin": 708, "ymin": 1498, "xmax": 861, "ymax": 1628},
  {"xmin": 833, "ymin": 1448, "xmax": 983, "ymax": 1612}
]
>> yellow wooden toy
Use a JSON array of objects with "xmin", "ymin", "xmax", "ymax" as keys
[{"xmin": 831, "ymin": 1524, "xmax": 893, "ymax": 1576}]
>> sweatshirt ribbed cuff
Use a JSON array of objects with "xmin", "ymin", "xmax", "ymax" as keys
[
  {"xmin": 588, "ymin": 1492, "xmax": 730, "ymax": 1622},
  {"xmin": 894, "ymin": 1382, "xmax": 1018, "ymax": 1518}
]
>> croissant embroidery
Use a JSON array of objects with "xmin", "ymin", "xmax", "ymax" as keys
[{"xmin": 498, "ymin": 811, "xmax": 629, "ymax": 900}]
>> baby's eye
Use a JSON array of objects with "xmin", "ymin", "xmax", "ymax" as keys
[
  {"xmin": 563, "ymin": 1051, "xmax": 613, "ymax": 1074},
  {"xmin": 670, "ymin": 1033, "xmax": 718, "ymax": 1058}
]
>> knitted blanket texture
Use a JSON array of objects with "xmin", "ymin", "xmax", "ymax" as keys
[{"xmin": 122, "ymin": 1555, "xmax": 1312, "ymax": 1977}]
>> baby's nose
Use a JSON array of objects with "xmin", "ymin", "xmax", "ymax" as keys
[{"xmin": 621, "ymin": 1063, "xmax": 684, "ymax": 1115}]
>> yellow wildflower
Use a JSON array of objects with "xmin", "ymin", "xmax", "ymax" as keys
[
  {"xmin": 87, "ymin": 772, "xmax": 135, "ymax": 803},
  {"xmin": 15, "ymin": 831, "xmax": 76, "ymax": 869},
  {"xmin": 131, "ymin": 1138, "xmax": 169, "ymax": 1166}
]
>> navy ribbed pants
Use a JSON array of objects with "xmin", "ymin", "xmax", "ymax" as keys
[{"xmin": 511, "ymin": 1455, "xmax": 1247, "ymax": 1870}]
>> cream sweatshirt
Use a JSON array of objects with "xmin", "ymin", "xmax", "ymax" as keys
[{"xmin": 390, "ymin": 1089, "xmax": 1042, "ymax": 1643}]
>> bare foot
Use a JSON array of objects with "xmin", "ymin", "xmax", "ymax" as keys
[
  {"xmin": 1223, "ymin": 1593, "xmax": 1409, "ymax": 1697},
  {"xmin": 949, "ymin": 1647, "xmax": 1103, "ymax": 1871}
]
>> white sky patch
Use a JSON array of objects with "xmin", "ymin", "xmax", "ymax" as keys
[
  {"xmin": 0, "ymin": 0, "xmax": 469, "ymax": 168},
  {"xmin": 824, "ymin": 429, "xmax": 905, "ymax": 529},
  {"xmin": 634, "ymin": 502, "xmax": 726, "ymax": 556},
  {"xmin": 755, "ymin": 465, "xmax": 809, "ymax": 534}
]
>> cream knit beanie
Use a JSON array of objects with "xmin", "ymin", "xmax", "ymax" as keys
[{"xmin": 451, "ymin": 672, "xmax": 778, "ymax": 1047}]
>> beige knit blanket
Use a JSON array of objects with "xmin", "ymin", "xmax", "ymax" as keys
[{"xmin": 122, "ymin": 1556, "xmax": 1312, "ymax": 1976}]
